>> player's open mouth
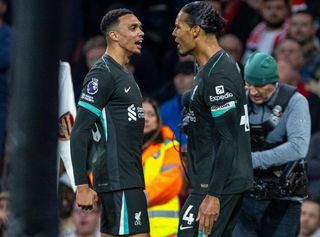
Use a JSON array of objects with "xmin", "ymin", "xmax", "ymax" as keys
[{"xmin": 135, "ymin": 40, "xmax": 143, "ymax": 49}]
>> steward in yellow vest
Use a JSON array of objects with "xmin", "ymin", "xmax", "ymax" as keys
[{"xmin": 142, "ymin": 99, "xmax": 184, "ymax": 237}]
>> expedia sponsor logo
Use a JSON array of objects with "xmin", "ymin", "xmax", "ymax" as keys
[
  {"xmin": 215, "ymin": 85, "xmax": 224, "ymax": 95},
  {"xmin": 209, "ymin": 92, "xmax": 234, "ymax": 102}
]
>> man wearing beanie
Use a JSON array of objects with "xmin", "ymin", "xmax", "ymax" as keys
[{"xmin": 233, "ymin": 52, "xmax": 311, "ymax": 237}]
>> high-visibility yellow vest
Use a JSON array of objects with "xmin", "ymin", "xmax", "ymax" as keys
[{"xmin": 144, "ymin": 140, "xmax": 180, "ymax": 237}]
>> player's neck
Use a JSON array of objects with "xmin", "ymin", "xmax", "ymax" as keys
[
  {"xmin": 106, "ymin": 47, "xmax": 131, "ymax": 67},
  {"xmin": 194, "ymin": 38, "xmax": 221, "ymax": 67}
]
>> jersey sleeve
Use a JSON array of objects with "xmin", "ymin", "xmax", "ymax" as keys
[
  {"xmin": 203, "ymin": 73, "xmax": 241, "ymax": 197},
  {"xmin": 70, "ymin": 67, "xmax": 115, "ymax": 186},
  {"xmin": 78, "ymin": 67, "xmax": 114, "ymax": 112}
]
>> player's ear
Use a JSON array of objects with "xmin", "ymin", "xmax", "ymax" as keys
[
  {"xmin": 108, "ymin": 31, "xmax": 119, "ymax": 42},
  {"xmin": 191, "ymin": 25, "xmax": 201, "ymax": 38}
]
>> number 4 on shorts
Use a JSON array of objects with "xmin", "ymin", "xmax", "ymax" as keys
[{"xmin": 183, "ymin": 205, "xmax": 195, "ymax": 225}]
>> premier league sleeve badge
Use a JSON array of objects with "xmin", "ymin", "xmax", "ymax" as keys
[{"xmin": 87, "ymin": 78, "xmax": 99, "ymax": 95}]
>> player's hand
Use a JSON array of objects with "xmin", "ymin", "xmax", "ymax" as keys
[
  {"xmin": 196, "ymin": 195, "xmax": 220, "ymax": 236},
  {"xmin": 76, "ymin": 184, "xmax": 99, "ymax": 210}
]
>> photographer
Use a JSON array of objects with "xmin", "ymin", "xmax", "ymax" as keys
[{"xmin": 233, "ymin": 52, "xmax": 311, "ymax": 237}]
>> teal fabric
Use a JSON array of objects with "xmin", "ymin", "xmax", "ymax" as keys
[{"xmin": 244, "ymin": 52, "xmax": 279, "ymax": 86}]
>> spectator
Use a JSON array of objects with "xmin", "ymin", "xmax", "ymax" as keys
[
  {"xmin": 205, "ymin": 0, "xmax": 222, "ymax": 14},
  {"xmin": 60, "ymin": 201, "xmax": 100, "ymax": 237},
  {"xmin": 275, "ymin": 38, "xmax": 304, "ymax": 71},
  {"xmin": 72, "ymin": 36, "xmax": 106, "ymax": 102},
  {"xmin": 142, "ymin": 98, "xmax": 183, "ymax": 237},
  {"xmin": 219, "ymin": 33, "xmax": 244, "ymax": 70},
  {"xmin": 298, "ymin": 198, "xmax": 320, "ymax": 237},
  {"xmin": 160, "ymin": 60, "xmax": 194, "ymax": 145},
  {"xmin": 59, "ymin": 172, "xmax": 76, "ymax": 237},
  {"xmin": 277, "ymin": 60, "xmax": 301, "ymax": 86},
  {"xmin": 220, "ymin": 0, "xmax": 261, "ymax": 45},
  {"xmin": 234, "ymin": 52, "xmax": 311, "ymax": 237},
  {"xmin": 275, "ymin": 39, "xmax": 320, "ymax": 134},
  {"xmin": 83, "ymin": 36, "xmax": 106, "ymax": 69},
  {"xmin": 287, "ymin": 10, "xmax": 320, "ymax": 83},
  {"xmin": 242, "ymin": 0, "xmax": 290, "ymax": 63}
]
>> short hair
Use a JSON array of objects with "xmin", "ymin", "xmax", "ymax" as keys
[
  {"xmin": 83, "ymin": 36, "xmax": 106, "ymax": 55},
  {"xmin": 292, "ymin": 10, "xmax": 315, "ymax": 23},
  {"xmin": 181, "ymin": 1, "xmax": 226, "ymax": 35},
  {"xmin": 100, "ymin": 8, "xmax": 133, "ymax": 37}
]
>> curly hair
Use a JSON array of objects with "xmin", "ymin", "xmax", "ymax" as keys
[
  {"xmin": 100, "ymin": 8, "xmax": 133, "ymax": 37},
  {"xmin": 182, "ymin": 1, "xmax": 226, "ymax": 36}
]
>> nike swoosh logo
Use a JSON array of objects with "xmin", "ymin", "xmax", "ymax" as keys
[
  {"xmin": 179, "ymin": 225, "xmax": 193, "ymax": 230},
  {"xmin": 124, "ymin": 87, "xmax": 131, "ymax": 93}
]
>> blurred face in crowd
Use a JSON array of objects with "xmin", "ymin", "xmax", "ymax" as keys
[
  {"xmin": 72, "ymin": 203, "xmax": 100, "ymax": 236},
  {"xmin": 172, "ymin": 11, "xmax": 197, "ymax": 56},
  {"xmin": 246, "ymin": 83, "xmax": 277, "ymax": 104},
  {"xmin": 0, "ymin": 0, "xmax": 7, "ymax": 17},
  {"xmin": 275, "ymin": 39, "xmax": 304, "ymax": 70},
  {"xmin": 174, "ymin": 72, "xmax": 194, "ymax": 96},
  {"xmin": 0, "ymin": 197, "xmax": 9, "ymax": 229},
  {"xmin": 219, "ymin": 34, "xmax": 243, "ymax": 63},
  {"xmin": 143, "ymin": 101, "xmax": 158, "ymax": 134},
  {"xmin": 261, "ymin": 0, "xmax": 289, "ymax": 29},
  {"xmin": 277, "ymin": 60, "xmax": 300, "ymax": 86},
  {"xmin": 288, "ymin": 12, "xmax": 315, "ymax": 45},
  {"xmin": 110, "ymin": 14, "xmax": 144, "ymax": 56},
  {"xmin": 205, "ymin": 0, "xmax": 222, "ymax": 15},
  {"xmin": 299, "ymin": 201, "xmax": 320, "ymax": 237},
  {"xmin": 86, "ymin": 47, "xmax": 106, "ymax": 69},
  {"xmin": 246, "ymin": 0, "xmax": 263, "ymax": 10}
]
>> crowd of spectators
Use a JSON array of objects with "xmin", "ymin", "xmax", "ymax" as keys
[{"xmin": 1, "ymin": 0, "xmax": 320, "ymax": 236}]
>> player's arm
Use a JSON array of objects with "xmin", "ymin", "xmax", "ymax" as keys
[
  {"xmin": 70, "ymin": 67, "xmax": 114, "ymax": 208},
  {"xmin": 70, "ymin": 107, "xmax": 99, "ymax": 185},
  {"xmin": 252, "ymin": 94, "xmax": 311, "ymax": 169},
  {"xmin": 205, "ymin": 76, "xmax": 239, "ymax": 197},
  {"xmin": 196, "ymin": 74, "xmax": 240, "ymax": 235}
]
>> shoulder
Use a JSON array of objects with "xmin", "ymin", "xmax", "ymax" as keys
[
  {"xmin": 203, "ymin": 53, "xmax": 244, "ymax": 96},
  {"xmin": 288, "ymin": 91, "xmax": 309, "ymax": 107},
  {"xmin": 205, "ymin": 53, "xmax": 241, "ymax": 80},
  {"xmin": 84, "ymin": 60, "xmax": 115, "ymax": 85}
]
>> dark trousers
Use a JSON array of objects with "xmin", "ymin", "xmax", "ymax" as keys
[
  {"xmin": 178, "ymin": 193, "xmax": 244, "ymax": 237},
  {"xmin": 233, "ymin": 195, "xmax": 301, "ymax": 237}
]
